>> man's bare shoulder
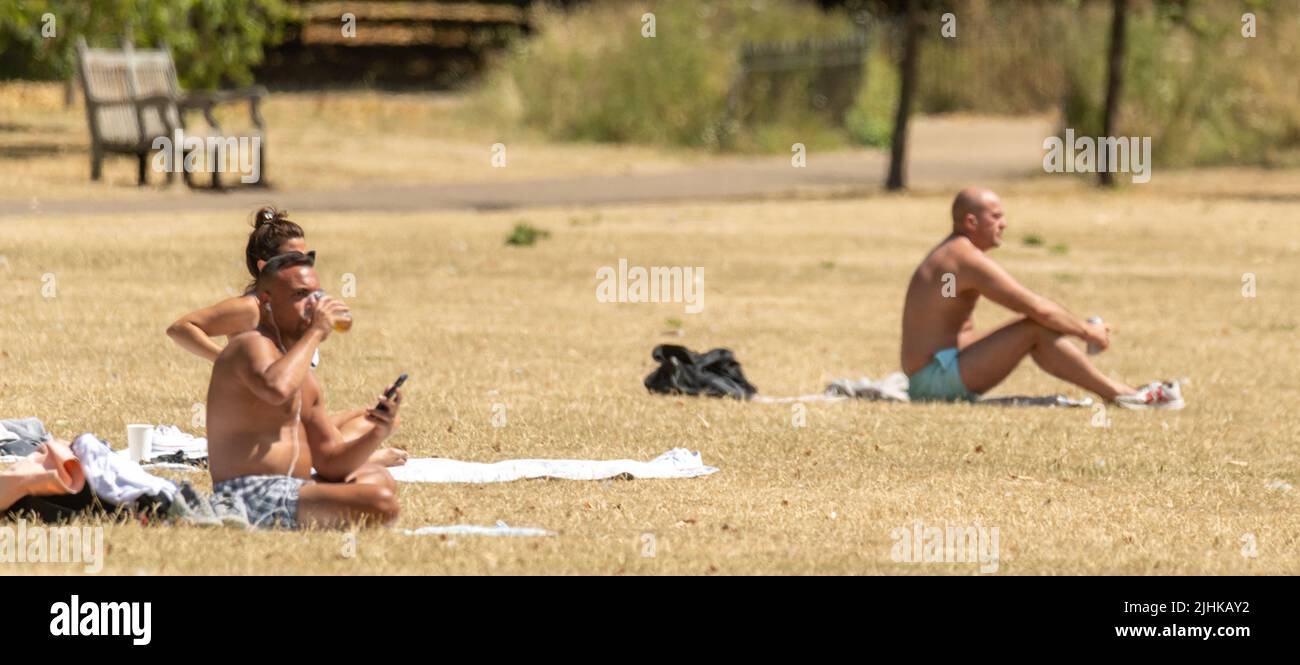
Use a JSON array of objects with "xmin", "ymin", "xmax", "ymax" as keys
[
  {"xmin": 919, "ymin": 235, "xmax": 978, "ymax": 272},
  {"xmin": 942, "ymin": 235, "xmax": 1000, "ymax": 271},
  {"xmin": 942, "ymin": 234, "xmax": 978, "ymax": 257},
  {"xmin": 216, "ymin": 330, "xmax": 278, "ymax": 364}
]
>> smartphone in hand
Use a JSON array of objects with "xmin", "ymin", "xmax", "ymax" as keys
[{"xmin": 376, "ymin": 373, "xmax": 407, "ymax": 413}]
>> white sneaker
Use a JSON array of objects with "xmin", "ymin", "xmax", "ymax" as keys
[
  {"xmin": 1115, "ymin": 381, "xmax": 1185, "ymax": 410},
  {"xmin": 210, "ymin": 492, "xmax": 252, "ymax": 530},
  {"xmin": 169, "ymin": 482, "xmax": 221, "ymax": 527}
]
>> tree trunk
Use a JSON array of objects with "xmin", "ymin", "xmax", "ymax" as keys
[
  {"xmin": 886, "ymin": 0, "xmax": 921, "ymax": 191},
  {"xmin": 1100, "ymin": 0, "xmax": 1128, "ymax": 187}
]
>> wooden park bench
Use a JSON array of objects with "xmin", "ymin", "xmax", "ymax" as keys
[{"xmin": 74, "ymin": 37, "xmax": 269, "ymax": 187}]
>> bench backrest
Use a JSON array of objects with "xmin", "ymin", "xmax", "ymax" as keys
[{"xmin": 75, "ymin": 38, "xmax": 182, "ymax": 149}]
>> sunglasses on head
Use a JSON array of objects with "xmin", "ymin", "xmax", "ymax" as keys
[{"xmin": 259, "ymin": 250, "xmax": 316, "ymax": 276}]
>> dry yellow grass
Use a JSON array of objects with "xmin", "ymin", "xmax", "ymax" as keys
[
  {"xmin": 0, "ymin": 81, "xmax": 712, "ymax": 201},
  {"xmin": 1, "ymin": 169, "xmax": 1297, "ymax": 575}
]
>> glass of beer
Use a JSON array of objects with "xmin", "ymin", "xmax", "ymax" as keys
[{"xmin": 310, "ymin": 289, "xmax": 352, "ymax": 332}]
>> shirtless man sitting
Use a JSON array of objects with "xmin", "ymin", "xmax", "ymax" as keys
[
  {"xmin": 206, "ymin": 251, "xmax": 401, "ymax": 529},
  {"xmin": 899, "ymin": 187, "xmax": 1183, "ymax": 409}
]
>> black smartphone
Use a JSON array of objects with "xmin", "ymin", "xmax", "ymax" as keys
[{"xmin": 376, "ymin": 373, "xmax": 408, "ymax": 412}]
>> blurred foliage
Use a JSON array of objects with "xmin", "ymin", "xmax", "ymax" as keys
[
  {"xmin": 0, "ymin": 0, "xmax": 298, "ymax": 89},
  {"xmin": 1059, "ymin": 0, "xmax": 1299, "ymax": 167},
  {"xmin": 477, "ymin": 0, "xmax": 1300, "ymax": 165},
  {"xmin": 473, "ymin": 0, "xmax": 865, "ymax": 153}
]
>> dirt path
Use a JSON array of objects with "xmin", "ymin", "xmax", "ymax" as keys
[{"xmin": 2, "ymin": 116, "xmax": 1053, "ymax": 218}]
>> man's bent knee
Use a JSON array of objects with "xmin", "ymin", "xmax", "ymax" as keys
[
  {"xmin": 348, "ymin": 463, "xmax": 397, "ymax": 489},
  {"xmin": 365, "ymin": 485, "xmax": 400, "ymax": 524},
  {"xmin": 354, "ymin": 466, "xmax": 399, "ymax": 522}
]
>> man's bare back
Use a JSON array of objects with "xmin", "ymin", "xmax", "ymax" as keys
[
  {"xmin": 897, "ymin": 187, "xmax": 1179, "ymax": 408},
  {"xmin": 900, "ymin": 235, "xmax": 981, "ymax": 376}
]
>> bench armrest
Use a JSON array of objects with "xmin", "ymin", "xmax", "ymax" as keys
[
  {"xmin": 178, "ymin": 86, "xmax": 268, "ymax": 130},
  {"xmin": 134, "ymin": 95, "xmax": 180, "ymax": 139}
]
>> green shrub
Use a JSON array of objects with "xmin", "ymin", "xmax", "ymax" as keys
[{"xmin": 505, "ymin": 222, "xmax": 550, "ymax": 247}]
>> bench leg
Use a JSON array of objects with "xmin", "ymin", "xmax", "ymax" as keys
[
  {"xmin": 252, "ymin": 140, "xmax": 268, "ymax": 187},
  {"xmin": 181, "ymin": 147, "xmax": 196, "ymax": 188},
  {"xmin": 136, "ymin": 153, "xmax": 148, "ymax": 186},
  {"xmin": 90, "ymin": 150, "xmax": 102, "ymax": 181}
]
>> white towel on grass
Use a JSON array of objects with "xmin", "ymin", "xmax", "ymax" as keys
[
  {"xmin": 72, "ymin": 433, "xmax": 178, "ymax": 504},
  {"xmin": 752, "ymin": 372, "xmax": 910, "ymax": 404},
  {"xmin": 754, "ymin": 372, "xmax": 1092, "ymax": 407},
  {"xmin": 388, "ymin": 448, "xmax": 718, "ymax": 484},
  {"xmin": 138, "ymin": 462, "xmax": 202, "ymax": 472},
  {"xmin": 403, "ymin": 521, "xmax": 555, "ymax": 537}
]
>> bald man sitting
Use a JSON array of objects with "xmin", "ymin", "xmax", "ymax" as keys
[{"xmin": 899, "ymin": 187, "xmax": 1183, "ymax": 409}]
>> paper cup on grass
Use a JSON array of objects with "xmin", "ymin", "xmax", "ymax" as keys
[{"xmin": 127, "ymin": 424, "xmax": 153, "ymax": 462}]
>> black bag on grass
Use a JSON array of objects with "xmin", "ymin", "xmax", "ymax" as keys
[
  {"xmin": 4, "ymin": 484, "xmax": 103, "ymax": 523},
  {"xmin": 644, "ymin": 345, "xmax": 757, "ymax": 400}
]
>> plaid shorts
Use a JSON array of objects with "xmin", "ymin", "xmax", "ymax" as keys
[{"xmin": 213, "ymin": 475, "xmax": 307, "ymax": 530}]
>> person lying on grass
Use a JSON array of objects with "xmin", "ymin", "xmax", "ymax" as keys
[
  {"xmin": 205, "ymin": 251, "xmax": 400, "ymax": 529},
  {"xmin": 900, "ymin": 187, "xmax": 1183, "ymax": 409},
  {"xmin": 167, "ymin": 206, "xmax": 407, "ymax": 467}
]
